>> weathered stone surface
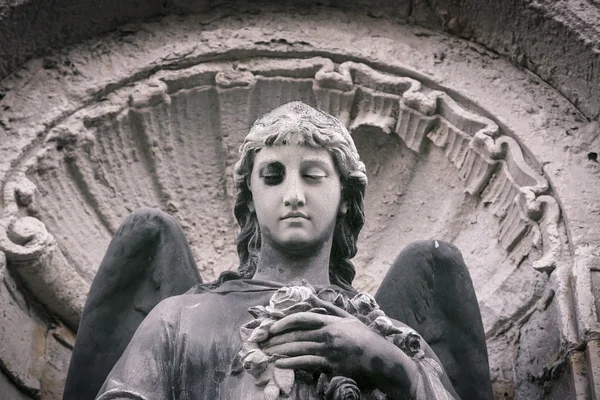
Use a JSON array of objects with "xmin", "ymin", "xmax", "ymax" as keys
[
  {"xmin": 515, "ymin": 294, "xmax": 562, "ymax": 397},
  {"xmin": 0, "ymin": 5, "xmax": 598, "ymax": 399},
  {"xmin": 586, "ymin": 340, "xmax": 600, "ymax": 399},
  {"xmin": 40, "ymin": 325, "xmax": 74, "ymax": 400},
  {"xmin": 428, "ymin": 0, "xmax": 600, "ymax": 121},
  {"xmin": 1, "ymin": 0, "xmax": 599, "ymax": 122},
  {"xmin": 0, "ymin": 199, "xmax": 89, "ymax": 330},
  {"xmin": 567, "ymin": 350, "xmax": 591, "ymax": 400},
  {"xmin": 0, "ymin": 252, "xmax": 73, "ymax": 400},
  {"xmin": 0, "ymin": 368, "xmax": 33, "ymax": 400},
  {"xmin": 0, "ymin": 265, "xmax": 45, "ymax": 394}
]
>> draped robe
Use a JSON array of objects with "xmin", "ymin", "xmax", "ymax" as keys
[
  {"xmin": 97, "ymin": 279, "xmax": 332, "ymax": 399},
  {"xmin": 96, "ymin": 279, "xmax": 455, "ymax": 400}
]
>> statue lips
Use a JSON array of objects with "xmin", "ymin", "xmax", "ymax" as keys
[{"xmin": 280, "ymin": 212, "xmax": 310, "ymax": 221}]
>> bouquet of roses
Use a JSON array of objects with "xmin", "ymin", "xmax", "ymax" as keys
[{"xmin": 233, "ymin": 282, "xmax": 425, "ymax": 400}]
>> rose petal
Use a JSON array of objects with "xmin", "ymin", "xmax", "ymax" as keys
[
  {"xmin": 367, "ymin": 309, "xmax": 386, "ymax": 321},
  {"xmin": 230, "ymin": 352, "xmax": 243, "ymax": 375},
  {"xmin": 249, "ymin": 305, "xmax": 269, "ymax": 319},
  {"xmin": 387, "ymin": 325, "xmax": 403, "ymax": 335},
  {"xmin": 300, "ymin": 280, "xmax": 316, "ymax": 293},
  {"xmin": 275, "ymin": 298, "xmax": 298, "ymax": 310},
  {"xmin": 266, "ymin": 310, "xmax": 286, "ymax": 319},
  {"xmin": 345, "ymin": 300, "xmax": 358, "ymax": 315},
  {"xmin": 333, "ymin": 293, "xmax": 349, "ymax": 310},
  {"xmin": 259, "ymin": 318, "xmax": 276, "ymax": 329},
  {"xmin": 242, "ymin": 349, "xmax": 269, "ymax": 365},
  {"xmin": 240, "ymin": 326, "xmax": 254, "ymax": 342},
  {"xmin": 255, "ymin": 365, "xmax": 273, "ymax": 387},
  {"xmin": 316, "ymin": 288, "xmax": 339, "ymax": 303},
  {"xmin": 298, "ymin": 285, "xmax": 316, "ymax": 298},
  {"xmin": 371, "ymin": 316, "xmax": 393, "ymax": 336},
  {"xmin": 242, "ymin": 350, "xmax": 270, "ymax": 377},
  {"xmin": 269, "ymin": 286, "xmax": 314, "ymax": 312},
  {"xmin": 264, "ymin": 383, "xmax": 280, "ymax": 400},
  {"xmin": 283, "ymin": 301, "xmax": 312, "ymax": 314},
  {"xmin": 390, "ymin": 333, "xmax": 404, "ymax": 348},
  {"xmin": 326, "ymin": 376, "xmax": 360, "ymax": 399},
  {"xmin": 242, "ymin": 318, "xmax": 263, "ymax": 330},
  {"xmin": 269, "ymin": 288, "xmax": 296, "ymax": 310},
  {"xmin": 239, "ymin": 342, "xmax": 259, "ymax": 358},
  {"xmin": 273, "ymin": 367, "xmax": 295, "ymax": 395},
  {"xmin": 349, "ymin": 293, "xmax": 379, "ymax": 316},
  {"xmin": 248, "ymin": 325, "xmax": 270, "ymax": 343},
  {"xmin": 317, "ymin": 373, "xmax": 330, "ymax": 396}
]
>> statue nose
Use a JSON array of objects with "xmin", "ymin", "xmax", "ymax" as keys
[
  {"xmin": 284, "ymin": 193, "xmax": 305, "ymax": 208},
  {"xmin": 283, "ymin": 177, "xmax": 305, "ymax": 208}
]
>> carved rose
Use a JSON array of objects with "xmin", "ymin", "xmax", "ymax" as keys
[
  {"xmin": 401, "ymin": 331, "xmax": 423, "ymax": 358},
  {"xmin": 326, "ymin": 376, "xmax": 361, "ymax": 400},
  {"xmin": 241, "ymin": 348, "xmax": 270, "ymax": 378},
  {"xmin": 266, "ymin": 286, "xmax": 314, "ymax": 314},
  {"xmin": 349, "ymin": 293, "xmax": 379, "ymax": 316},
  {"xmin": 370, "ymin": 315, "xmax": 394, "ymax": 336},
  {"xmin": 240, "ymin": 284, "xmax": 429, "ymax": 398},
  {"xmin": 247, "ymin": 318, "xmax": 275, "ymax": 343},
  {"xmin": 391, "ymin": 330, "xmax": 424, "ymax": 359}
]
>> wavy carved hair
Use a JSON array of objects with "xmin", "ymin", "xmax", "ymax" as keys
[{"xmin": 229, "ymin": 101, "xmax": 368, "ymax": 291}]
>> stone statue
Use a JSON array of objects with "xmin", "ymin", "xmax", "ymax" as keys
[{"xmin": 63, "ymin": 101, "xmax": 493, "ymax": 399}]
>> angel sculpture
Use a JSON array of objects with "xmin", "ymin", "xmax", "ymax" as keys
[{"xmin": 63, "ymin": 101, "xmax": 493, "ymax": 400}]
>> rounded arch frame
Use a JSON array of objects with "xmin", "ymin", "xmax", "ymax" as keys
[{"xmin": 0, "ymin": 9, "xmax": 596, "ymax": 399}]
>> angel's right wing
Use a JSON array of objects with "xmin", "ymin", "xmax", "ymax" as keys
[
  {"xmin": 375, "ymin": 240, "xmax": 493, "ymax": 400},
  {"xmin": 63, "ymin": 208, "xmax": 202, "ymax": 400}
]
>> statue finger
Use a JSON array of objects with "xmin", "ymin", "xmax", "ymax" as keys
[
  {"xmin": 264, "ymin": 341, "xmax": 325, "ymax": 357},
  {"xmin": 264, "ymin": 328, "xmax": 325, "ymax": 347},
  {"xmin": 269, "ymin": 312, "xmax": 337, "ymax": 335},
  {"xmin": 274, "ymin": 355, "xmax": 332, "ymax": 372}
]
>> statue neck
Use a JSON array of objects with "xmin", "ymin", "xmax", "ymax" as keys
[{"xmin": 252, "ymin": 239, "xmax": 332, "ymax": 286}]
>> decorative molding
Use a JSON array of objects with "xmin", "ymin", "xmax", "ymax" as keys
[
  {"xmin": 0, "ymin": 175, "xmax": 87, "ymax": 330},
  {"xmin": 0, "ymin": 56, "xmax": 563, "ymax": 327}
]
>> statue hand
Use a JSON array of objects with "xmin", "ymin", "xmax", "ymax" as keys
[{"xmin": 262, "ymin": 307, "xmax": 417, "ymax": 396}]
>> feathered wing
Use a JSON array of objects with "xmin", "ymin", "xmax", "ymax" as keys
[
  {"xmin": 375, "ymin": 240, "xmax": 493, "ymax": 400},
  {"xmin": 63, "ymin": 208, "xmax": 202, "ymax": 400}
]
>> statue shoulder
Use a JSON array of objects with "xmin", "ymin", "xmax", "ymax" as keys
[{"xmin": 144, "ymin": 293, "xmax": 212, "ymax": 326}]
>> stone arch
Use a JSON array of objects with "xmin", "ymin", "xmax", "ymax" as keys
[{"xmin": 0, "ymin": 6, "xmax": 598, "ymax": 399}]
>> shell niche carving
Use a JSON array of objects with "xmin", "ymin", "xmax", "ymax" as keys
[{"xmin": 0, "ymin": 57, "xmax": 561, "ymax": 330}]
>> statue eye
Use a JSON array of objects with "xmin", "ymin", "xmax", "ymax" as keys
[
  {"xmin": 303, "ymin": 174, "xmax": 325, "ymax": 180},
  {"xmin": 262, "ymin": 174, "xmax": 283, "ymax": 185},
  {"xmin": 303, "ymin": 167, "xmax": 327, "ymax": 181},
  {"xmin": 259, "ymin": 163, "xmax": 284, "ymax": 185}
]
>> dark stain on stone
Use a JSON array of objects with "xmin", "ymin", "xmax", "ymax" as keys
[{"xmin": 43, "ymin": 58, "xmax": 58, "ymax": 70}]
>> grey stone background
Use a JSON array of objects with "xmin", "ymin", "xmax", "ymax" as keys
[
  {"xmin": 0, "ymin": 1, "xmax": 599, "ymax": 399},
  {"xmin": 2, "ymin": 0, "xmax": 599, "ymax": 122}
]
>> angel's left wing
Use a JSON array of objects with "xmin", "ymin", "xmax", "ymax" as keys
[
  {"xmin": 375, "ymin": 240, "xmax": 493, "ymax": 400},
  {"xmin": 63, "ymin": 208, "xmax": 202, "ymax": 400}
]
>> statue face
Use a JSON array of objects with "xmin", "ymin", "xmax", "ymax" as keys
[{"xmin": 249, "ymin": 143, "xmax": 343, "ymax": 253}]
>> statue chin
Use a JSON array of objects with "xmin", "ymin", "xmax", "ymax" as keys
[{"xmin": 269, "ymin": 235, "xmax": 331, "ymax": 255}]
